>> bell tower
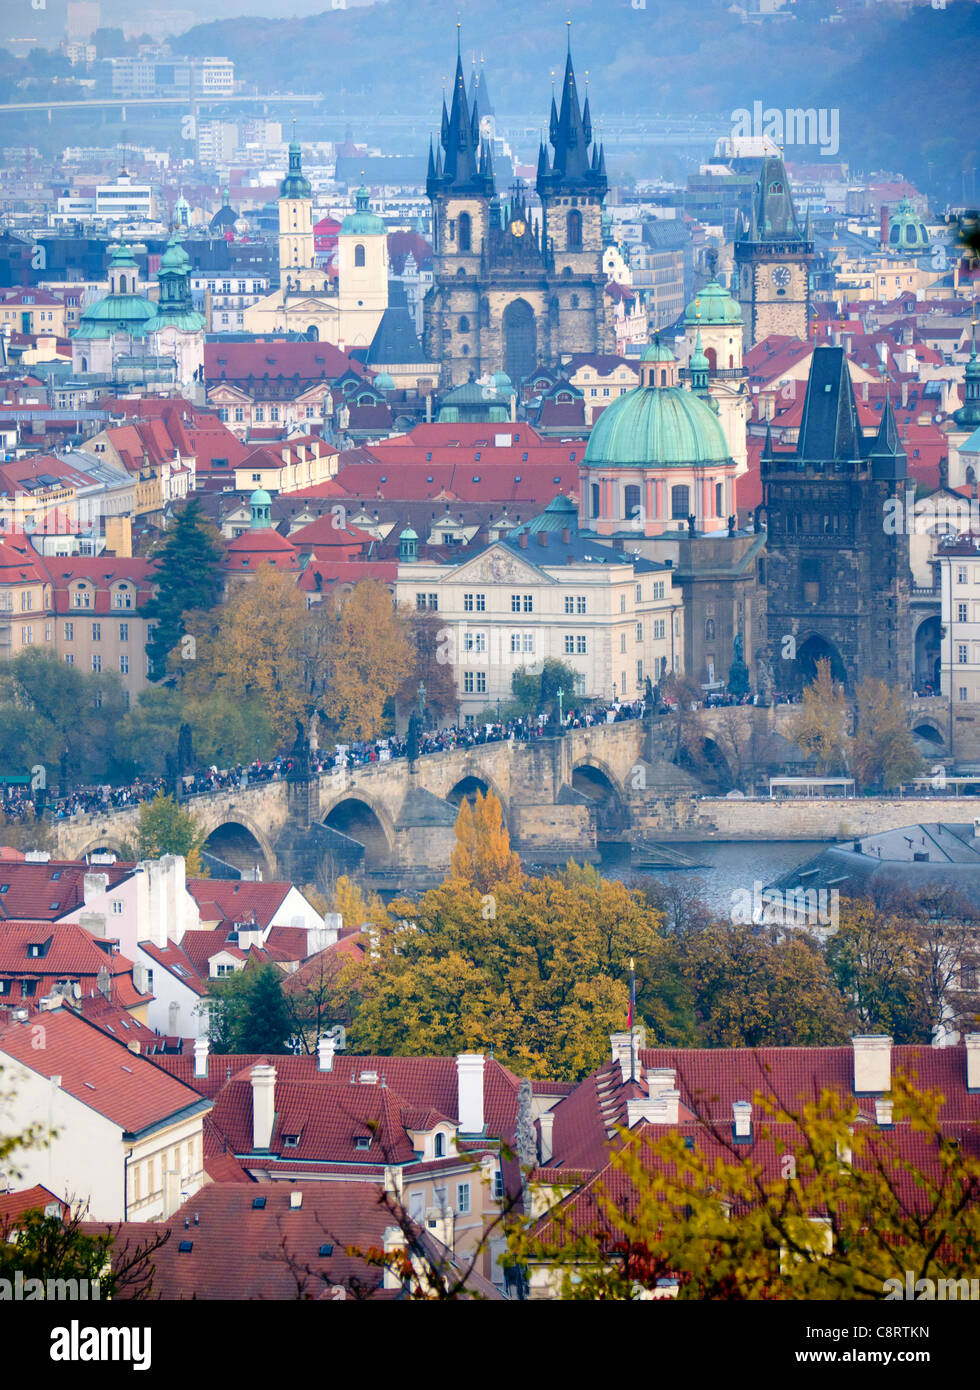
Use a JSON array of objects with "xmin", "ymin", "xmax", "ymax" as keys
[
  {"xmin": 535, "ymin": 34, "xmax": 607, "ymax": 276},
  {"xmin": 734, "ymin": 155, "xmax": 813, "ymax": 348},
  {"xmin": 278, "ymin": 129, "xmax": 314, "ymax": 277}
]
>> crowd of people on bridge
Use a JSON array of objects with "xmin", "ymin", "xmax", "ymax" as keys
[{"xmin": 0, "ymin": 699, "xmax": 654, "ymax": 827}]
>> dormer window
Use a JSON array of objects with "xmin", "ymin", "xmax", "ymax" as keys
[
  {"xmin": 434, "ymin": 1132, "xmax": 446, "ymax": 1158},
  {"xmin": 354, "ymin": 1136, "xmax": 372, "ymax": 1151}
]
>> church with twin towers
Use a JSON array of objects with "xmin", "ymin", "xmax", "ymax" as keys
[{"xmin": 422, "ymin": 32, "xmax": 615, "ymax": 387}]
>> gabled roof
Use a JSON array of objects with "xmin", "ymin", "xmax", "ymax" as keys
[
  {"xmin": 0, "ymin": 860, "xmax": 132, "ymax": 922},
  {"xmin": 186, "ymin": 879, "xmax": 292, "ymax": 929},
  {"xmin": 0, "ymin": 1006, "xmax": 209, "ymax": 1135}
]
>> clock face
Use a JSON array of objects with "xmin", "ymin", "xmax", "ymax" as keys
[
  {"xmin": 772, "ymin": 265, "xmax": 792, "ymax": 289},
  {"xmin": 510, "ymin": 219, "xmax": 526, "ymax": 238}
]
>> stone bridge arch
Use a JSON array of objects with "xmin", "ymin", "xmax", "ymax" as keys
[
  {"xmin": 571, "ymin": 759, "xmax": 629, "ymax": 837},
  {"xmin": 911, "ymin": 717, "xmax": 946, "ymax": 749},
  {"xmin": 321, "ymin": 791, "xmax": 397, "ymax": 870},
  {"xmin": 75, "ymin": 834, "xmax": 130, "ymax": 861},
  {"xmin": 197, "ymin": 813, "xmax": 278, "ymax": 879},
  {"xmin": 445, "ymin": 770, "xmax": 509, "ymax": 814}
]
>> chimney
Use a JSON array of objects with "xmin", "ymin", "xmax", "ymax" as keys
[
  {"xmin": 168, "ymin": 1000, "xmax": 180, "ymax": 1034},
  {"xmin": 880, "ymin": 203, "xmax": 889, "ymax": 247},
  {"xmin": 628, "ymin": 1090, "xmax": 680, "ymax": 1126},
  {"xmin": 456, "ymin": 1053, "xmax": 485, "ymax": 1134},
  {"xmin": 383, "ymin": 1226, "xmax": 406, "ymax": 1290},
  {"xmin": 610, "ymin": 1029, "xmax": 646, "ymax": 1084},
  {"xmin": 646, "ymin": 1065, "xmax": 674, "ymax": 1096},
  {"xmin": 78, "ymin": 911, "xmax": 107, "ymax": 939},
  {"xmin": 519, "ymin": 532, "xmax": 528, "ymax": 549},
  {"xmin": 732, "ymin": 1100, "xmax": 752, "ymax": 1141},
  {"xmin": 83, "ymin": 872, "xmax": 109, "ymax": 904},
  {"xmin": 966, "ymin": 1034, "xmax": 980, "ymax": 1091},
  {"xmin": 289, "ymin": 1190, "xmax": 303, "ymax": 1209},
  {"xmin": 561, "ymin": 527, "xmax": 571, "ymax": 544},
  {"xmin": 536, "ymin": 530, "xmax": 547, "ymax": 547},
  {"xmin": 852, "ymin": 1035, "xmax": 892, "ymax": 1094},
  {"xmin": 251, "ymin": 1063, "xmax": 277, "ymax": 1150},
  {"xmin": 901, "ymin": 380, "xmax": 909, "ymax": 408},
  {"xmin": 193, "ymin": 1037, "xmax": 208, "ymax": 1079},
  {"xmin": 539, "ymin": 1110, "xmax": 555, "ymax": 1164},
  {"xmin": 317, "ymin": 1034, "xmax": 335, "ymax": 1072},
  {"xmin": 874, "ymin": 1097, "xmax": 894, "ymax": 1127}
]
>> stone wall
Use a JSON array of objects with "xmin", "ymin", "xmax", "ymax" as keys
[{"xmin": 649, "ymin": 795, "xmax": 980, "ymax": 841}]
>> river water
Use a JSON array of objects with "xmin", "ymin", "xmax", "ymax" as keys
[{"xmin": 601, "ymin": 839, "xmax": 832, "ymax": 917}]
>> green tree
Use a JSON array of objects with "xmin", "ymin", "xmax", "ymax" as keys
[
  {"xmin": 678, "ymin": 921, "xmax": 852, "ymax": 1047},
  {"xmin": 0, "ymin": 649, "xmax": 129, "ymax": 786},
  {"xmin": 510, "ymin": 659, "xmax": 579, "ymax": 717},
  {"xmin": 209, "ymin": 963, "xmax": 292, "ymax": 1052},
  {"xmin": 135, "ymin": 791, "xmax": 207, "ymax": 875},
  {"xmin": 144, "ymin": 499, "xmax": 224, "ymax": 679},
  {"xmin": 825, "ymin": 901, "xmax": 935, "ymax": 1043}
]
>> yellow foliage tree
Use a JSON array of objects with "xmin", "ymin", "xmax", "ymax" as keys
[
  {"xmin": 449, "ymin": 790, "xmax": 523, "ymax": 896},
  {"xmin": 183, "ymin": 566, "xmax": 308, "ymax": 737},
  {"xmin": 787, "ymin": 658, "xmax": 851, "ymax": 774},
  {"xmin": 310, "ymin": 580, "xmax": 415, "ymax": 742}
]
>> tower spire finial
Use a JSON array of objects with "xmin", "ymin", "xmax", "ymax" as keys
[{"xmin": 567, "ymin": 16, "xmax": 571, "ymax": 53}]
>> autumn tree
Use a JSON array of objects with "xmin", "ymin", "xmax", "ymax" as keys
[
  {"xmin": 349, "ymin": 865, "xmax": 677, "ymax": 1079},
  {"xmin": 144, "ymin": 499, "xmax": 224, "ymax": 680},
  {"xmin": 825, "ymin": 900, "xmax": 939, "ymax": 1043},
  {"xmin": 677, "ymin": 920, "xmax": 852, "ymax": 1047},
  {"xmin": 181, "ymin": 565, "xmax": 308, "ymax": 737},
  {"xmin": 281, "ymin": 947, "xmax": 365, "ymax": 1053},
  {"xmin": 136, "ymin": 791, "xmax": 207, "ymax": 875},
  {"xmin": 513, "ymin": 1072, "xmax": 980, "ymax": 1300},
  {"xmin": 397, "ymin": 608, "xmax": 457, "ymax": 726},
  {"xmin": 787, "ymin": 658, "xmax": 851, "ymax": 774},
  {"xmin": 852, "ymin": 677, "xmax": 923, "ymax": 790},
  {"xmin": 448, "ymin": 790, "xmax": 522, "ymax": 896},
  {"xmin": 308, "ymin": 580, "xmax": 415, "ymax": 742}
]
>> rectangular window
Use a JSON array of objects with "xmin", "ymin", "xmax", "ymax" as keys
[
  {"xmin": 476, "ymin": 672, "xmax": 486, "ymax": 693},
  {"xmin": 654, "ymin": 580, "xmax": 665, "ymax": 600},
  {"xmin": 958, "ymin": 568, "xmax": 969, "ymax": 584},
  {"xmin": 475, "ymin": 593, "xmax": 485, "ymax": 611},
  {"xmin": 959, "ymin": 603, "xmax": 969, "ymax": 622},
  {"xmin": 120, "ymin": 623, "xmax": 129, "ymax": 642},
  {"xmin": 112, "ymin": 590, "xmax": 133, "ymax": 609},
  {"xmin": 20, "ymin": 591, "xmax": 32, "ymax": 611},
  {"xmin": 637, "ymin": 660, "xmax": 643, "ymax": 684},
  {"xmin": 522, "ymin": 633, "xmax": 534, "ymax": 654},
  {"xmin": 576, "ymin": 596, "xmax": 586, "ymax": 614},
  {"xmin": 492, "ymin": 1172, "xmax": 504, "ymax": 1202},
  {"xmin": 511, "ymin": 594, "xmax": 521, "ymax": 613},
  {"xmin": 92, "ymin": 622, "xmax": 101, "ymax": 641},
  {"xmin": 511, "ymin": 633, "xmax": 521, "ymax": 653},
  {"xmin": 120, "ymin": 655, "xmax": 129, "ymax": 675},
  {"xmin": 636, "ymin": 623, "xmax": 643, "ymax": 642},
  {"xmin": 564, "ymin": 596, "xmax": 574, "ymax": 614},
  {"xmin": 960, "ymin": 687, "xmax": 969, "ymax": 702},
  {"xmin": 21, "ymin": 625, "xmax": 32, "ymax": 645},
  {"xmin": 958, "ymin": 644, "xmax": 969, "ymax": 665},
  {"xmin": 475, "ymin": 633, "xmax": 486, "ymax": 652},
  {"xmin": 620, "ymin": 594, "xmax": 627, "ymax": 613},
  {"xmin": 636, "ymin": 584, "xmax": 643, "ymax": 602},
  {"xmin": 464, "ymin": 593, "xmax": 474, "ymax": 612},
  {"xmin": 429, "ymin": 594, "xmax": 438, "ymax": 611},
  {"xmin": 523, "ymin": 595, "xmax": 533, "ymax": 612},
  {"xmin": 620, "ymin": 633, "xmax": 627, "ymax": 653},
  {"xmin": 234, "ymin": 407, "xmax": 244, "ymax": 422},
  {"xmin": 464, "ymin": 672, "xmax": 474, "ymax": 693},
  {"xmin": 564, "ymin": 635, "xmax": 574, "ymax": 654},
  {"xmin": 463, "ymin": 632, "xmax": 475, "ymax": 651},
  {"xmin": 91, "ymin": 655, "xmax": 102, "ymax": 673},
  {"xmin": 457, "ymin": 1183, "xmax": 471, "ymax": 1215},
  {"xmin": 654, "ymin": 619, "xmax": 665, "ymax": 641},
  {"xmin": 416, "ymin": 593, "xmax": 427, "ymax": 610},
  {"xmin": 576, "ymin": 636, "xmax": 587, "ymax": 654},
  {"xmin": 64, "ymin": 654, "xmax": 74, "ymax": 666}
]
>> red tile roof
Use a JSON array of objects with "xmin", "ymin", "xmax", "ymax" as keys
[
  {"xmin": 204, "ymin": 342, "xmax": 361, "ymax": 385},
  {"xmin": 0, "ymin": 860, "xmax": 132, "ymax": 921},
  {"xmin": 186, "ymin": 880, "xmax": 291, "ymax": 929},
  {"xmin": 0, "ymin": 1185, "xmax": 67, "ymax": 1227},
  {"xmin": 0, "ymin": 1006, "xmax": 209, "ymax": 1134}
]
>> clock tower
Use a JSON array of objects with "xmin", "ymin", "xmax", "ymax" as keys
[{"xmin": 734, "ymin": 155, "xmax": 813, "ymax": 348}]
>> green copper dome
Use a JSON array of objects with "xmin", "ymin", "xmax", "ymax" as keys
[
  {"xmin": 158, "ymin": 236, "xmax": 191, "ymax": 274},
  {"xmin": 341, "ymin": 186, "xmax": 385, "ymax": 235},
  {"xmin": 72, "ymin": 291, "xmax": 157, "ymax": 341},
  {"xmin": 492, "ymin": 370, "xmax": 513, "ymax": 391},
  {"xmin": 888, "ymin": 197, "xmax": 930, "ymax": 253},
  {"xmin": 641, "ymin": 341, "xmax": 676, "ymax": 364},
  {"xmin": 372, "ymin": 371, "xmax": 395, "ymax": 390},
  {"xmin": 280, "ymin": 140, "xmax": 312, "ymax": 200},
  {"xmin": 584, "ymin": 378, "xmax": 731, "ymax": 470},
  {"xmin": 684, "ymin": 277, "xmax": 742, "ymax": 326}
]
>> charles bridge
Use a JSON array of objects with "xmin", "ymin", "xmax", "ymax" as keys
[{"xmin": 49, "ymin": 696, "xmax": 973, "ymax": 888}]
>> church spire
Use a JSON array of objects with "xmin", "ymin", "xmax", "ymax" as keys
[
  {"xmin": 428, "ymin": 38, "xmax": 495, "ymax": 198},
  {"xmin": 537, "ymin": 36, "xmax": 606, "ymax": 200}
]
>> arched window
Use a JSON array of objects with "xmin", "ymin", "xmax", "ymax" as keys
[
  {"xmin": 118, "ymin": 275, "xmax": 127, "ymax": 293},
  {"xmin": 705, "ymin": 346, "xmax": 717, "ymax": 371},
  {"xmin": 671, "ymin": 484, "xmax": 690, "ymax": 520},
  {"xmin": 354, "ymin": 244, "xmax": 366, "ymax": 267},
  {"xmin": 567, "ymin": 208, "xmax": 583, "ymax": 251},
  {"xmin": 705, "ymin": 618, "xmax": 715, "ymax": 641},
  {"xmin": 458, "ymin": 211, "xmax": 471, "ymax": 252},
  {"xmin": 435, "ymin": 1133, "xmax": 445, "ymax": 1157},
  {"xmin": 458, "ymin": 315, "xmax": 470, "ymax": 332},
  {"xmin": 591, "ymin": 482, "xmax": 601, "ymax": 518},
  {"xmin": 624, "ymin": 484, "xmax": 642, "ymax": 520}
]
